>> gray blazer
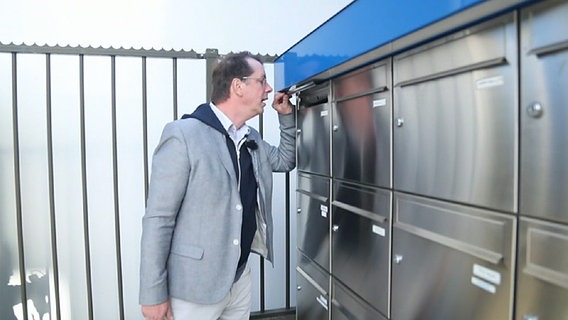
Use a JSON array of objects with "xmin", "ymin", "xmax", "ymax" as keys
[{"xmin": 139, "ymin": 107, "xmax": 296, "ymax": 306}]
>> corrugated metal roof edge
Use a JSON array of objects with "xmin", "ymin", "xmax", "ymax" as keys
[{"xmin": 0, "ymin": 42, "xmax": 278, "ymax": 62}]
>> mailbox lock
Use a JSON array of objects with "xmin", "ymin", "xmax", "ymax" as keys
[
  {"xmin": 297, "ymin": 208, "xmax": 302, "ymax": 214},
  {"xmin": 527, "ymin": 102, "xmax": 543, "ymax": 118},
  {"xmin": 394, "ymin": 254, "xmax": 404, "ymax": 264},
  {"xmin": 333, "ymin": 124, "xmax": 339, "ymax": 132},
  {"xmin": 396, "ymin": 117, "xmax": 405, "ymax": 127}
]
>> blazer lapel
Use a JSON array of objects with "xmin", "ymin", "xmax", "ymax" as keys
[
  {"xmin": 183, "ymin": 103, "xmax": 238, "ymax": 182},
  {"xmin": 212, "ymin": 130, "xmax": 237, "ymax": 182}
]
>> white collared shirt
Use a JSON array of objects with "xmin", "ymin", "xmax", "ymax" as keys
[{"xmin": 210, "ymin": 102, "xmax": 250, "ymax": 152}]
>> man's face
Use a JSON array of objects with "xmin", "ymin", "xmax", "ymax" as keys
[{"xmin": 240, "ymin": 58, "xmax": 273, "ymax": 118}]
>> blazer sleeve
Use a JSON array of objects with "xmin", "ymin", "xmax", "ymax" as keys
[
  {"xmin": 139, "ymin": 121, "xmax": 190, "ymax": 305},
  {"xmin": 261, "ymin": 112, "xmax": 296, "ymax": 172}
]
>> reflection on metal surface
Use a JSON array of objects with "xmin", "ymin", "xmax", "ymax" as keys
[
  {"xmin": 294, "ymin": 1, "xmax": 568, "ymax": 319},
  {"xmin": 394, "ymin": 15, "xmax": 518, "ymax": 212},
  {"xmin": 517, "ymin": 217, "xmax": 568, "ymax": 319},
  {"xmin": 332, "ymin": 181, "xmax": 391, "ymax": 316},
  {"xmin": 517, "ymin": 2, "xmax": 568, "ymax": 316},
  {"xmin": 297, "ymin": 83, "xmax": 330, "ymax": 177},
  {"xmin": 392, "ymin": 193, "xmax": 515, "ymax": 320},
  {"xmin": 332, "ymin": 279, "xmax": 388, "ymax": 320},
  {"xmin": 526, "ymin": 102, "xmax": 543, "ymax": 118},
  {"xmin": 520, "ymin": 0, "xmax": 568, "ymax": 225},
  {"xmin": 332, "ymin": 62, "xmax": 392, "ymax": 188},
  {"xmin": 296, "ymin": 173, "xmax": 330, "ymax": 272},
  {"xmin": 296, "ymin": 254, "xmax": 329, "ymax": 320}
]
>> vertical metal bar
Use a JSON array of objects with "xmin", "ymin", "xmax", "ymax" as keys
[
  {"xmin": 283, "ymin": 85, "xmax": 291, "ymax": 308},
  {"xmin": 142, "ymin": 57, "xmax": 149, "ymax": 201},
  {"xmin": 259, "ymin": 112, "xmax": 265, "ymax": 312},
  {"xmin": 204, "ymin": 49, "xmax": 219, "ymax": 101},
  {"xmin": 285, "ymin": 173, "xmax": 291, "ymax": 308},
  {"xmin": 512, "ymin": 14, "xmax": 521, "ymax": 320},
  {"xmin": 111, "ymin": 56, "xmax": 125, "ymax": 320},
  {"xmin": 45, "ymin": 53, "xmax": 62, "ymax": 320},
  {"xmin": 79, "ymin": 54, "xmax": 94, "ymax": 320},
  {"xmin": 12, "ymin": 52, "xmax": 29, "ymax": 320},
  {"xmin": 328, "ymin": 84, "xmax": 333, "ymax": 312},
  {"xmin": 172, "ymin": 57, "xmax": 178, "ymax": 120}
]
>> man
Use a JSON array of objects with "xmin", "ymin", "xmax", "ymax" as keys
[{"xmin": 139, "ymin": 51, "xmax": 296, "ymax": 320}]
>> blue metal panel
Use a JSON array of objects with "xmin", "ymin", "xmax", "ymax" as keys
[{"xmin": 275, "ymin": 0, "xmax": 488, "ymax": 90}]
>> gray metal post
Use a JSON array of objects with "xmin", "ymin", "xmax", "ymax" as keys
[{"xmin": 204, "ymin": 48, "xmax": 220, "ymax": 101}]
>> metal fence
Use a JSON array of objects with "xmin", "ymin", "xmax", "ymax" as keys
[{"xmin": 0, "ymin": 43, "xmax": 296, "ymax": 320}]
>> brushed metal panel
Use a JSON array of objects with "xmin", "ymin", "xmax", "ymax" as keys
[
  {"xmin": 296, "ymin": 269, "xmax": 329, "ymax": 320},
  {"xmin": 296, "ymin": 173, "xmax": 330, "ymax": 272},
  {"xmin": 332, "ymin": 278, "xmax": 387, "ymax": 320},
  {"xmin": 392, "ymin": 193, "xmax": 515, "ymax": 320},
  {"xmin": 522, "ymin": 0, "xmax": 568, "ymax": 51},
  {"xmin": 516, "ymin": 217, "xmax": 568, "ymax": 320},
  {"xmin": 332, "ymin": 92, "xmax": 391, "ymax": 188},
  {"xmin": 296, "ymin": 252, "xmax": 329, "ymax": 320},
  {"xmin": 331, "ymin": 181, "xmax": 391, "ymax": 315},
  {"xmin": 393, "ymin": 17, "xmax": 518, "ymax": 212},
  {"xmin": 333, "ymin": 62, "xmax": 388, "ymax": 99},
  {"xmin": 395, "ymin": 193, "xmax": 514, "ymax": 263},
  {"xmin": 297, "ymin": 251, "xmax": 329, "ymax": 292},
  {"xmin": 332, "ymin": 60, "xmax": 392, "ymax": 188},
  {"xmin": 520, "ymin": 0, "xmax": 568, "ymax": 224},
  {"xmin": 297, "ymin": 84, "xmax": 331, "ymax": 176},
  {"xmin": 395, "ymin": 14, "xmax": 510, "ymax": 84}
]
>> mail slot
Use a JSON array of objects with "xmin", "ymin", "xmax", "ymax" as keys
[{"xmin": 391, "ymin": 192, "xmax": 515, "ymax": 320}]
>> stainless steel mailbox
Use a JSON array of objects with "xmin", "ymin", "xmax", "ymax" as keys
[
  {"xmin": 296, "ymin": 252, "xmax": 329, "ymax": 320},
  {"xmin": 332, "ymin": 61, "xmax": 392, "ymax": 188},
  {"xmin": 332, "ymin": 278, "xmax": 387, "ymax": 320},
  {"xmin": 516, "ymin": 2, "xmax": 568, "ymax": 319},
  {"xmin": 331, "ymin": 180, "xmax": 391, "ymax": 316},
  {"xmin": 297, "ymin": 83, "xmax": 331, "ymax": 176},
  {"xmin": 292, "ymin": 3, "xmax": 568, "ymax": 319},
  {"xmin": 520, "ymin": 0, "xmax": 568, "ymax": 225},
  {"xmin": 391, "ymin": 192, "xmax": 515, "ymax": 320},
  {"xmin": 393, "ymin": 14, "xmax": 518, "ymax": 212},
  {"xmin": 516, "ymin": 217, "xmax": 568, "ymax": 320},
  {"xmin": 296, "ymin": 172, "xmax": 330, "ymax": 272}
]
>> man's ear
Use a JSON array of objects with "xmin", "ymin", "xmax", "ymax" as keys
[{"xmin": 232, "ymin": 78, "xmax": 245, "ymax": 97}]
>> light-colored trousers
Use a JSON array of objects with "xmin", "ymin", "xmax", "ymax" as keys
[{"xmin": 170, "ymin": 265, "xmax": 251, "ymax": 320}]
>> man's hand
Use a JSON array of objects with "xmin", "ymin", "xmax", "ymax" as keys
[
  {"xmin": 272, "ymin": 92, "xmax": 294, "ymax": 115},
  {"xmin": 142, "ymin": 301, "xmax": 173, "ymax": 320}
]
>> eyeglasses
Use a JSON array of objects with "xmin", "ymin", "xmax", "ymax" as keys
[{"xmin": 241, "ymin": 76, "xmax": 268, "ymax": 87}]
